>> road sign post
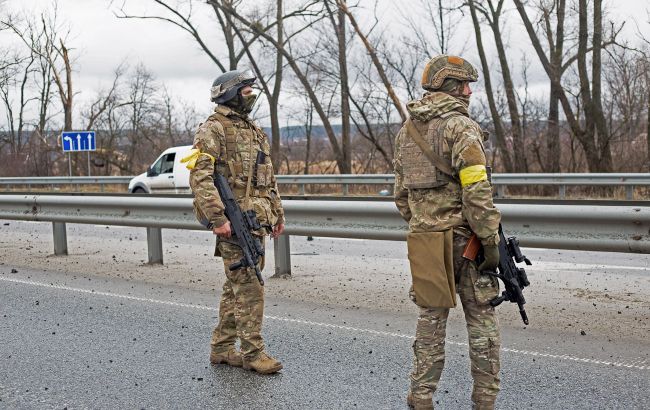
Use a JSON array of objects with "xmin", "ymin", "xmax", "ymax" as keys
[{"xmin": 61, "ymin": 131, "xmax": 96, "ymax": 177}]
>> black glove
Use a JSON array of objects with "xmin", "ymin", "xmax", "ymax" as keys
[{"xmin": 478, "ymin": 244, "xmax": 500, "ymax": 272}]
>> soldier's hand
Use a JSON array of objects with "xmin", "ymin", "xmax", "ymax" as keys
[
  {"xmin": 478, "ymin": 244, "xmax": 500, "ymax": 272},
  {"xmin": 213, "ymin": 221, "xmax": 232, "ymax": 238},
  {"xmin": 271, "ymin": 223, "xmax": 285, "ymax": 239}
]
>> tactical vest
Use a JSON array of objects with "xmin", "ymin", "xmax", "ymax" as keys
[
  {"xmin": 209, "ymin": 109, "xmax": 274, "ymax": 199},
  {"xmin": 401, "ymin": 112, "xmax": 461, "ymax": 189}
]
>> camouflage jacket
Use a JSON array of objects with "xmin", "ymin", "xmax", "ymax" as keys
[
  {"xmin": 189, "ymin": 105, "xmax": 284, "ymax": 230},
  {"xmin": 393, "ymin": 92, "xmax": 501, "ymax": 245}
]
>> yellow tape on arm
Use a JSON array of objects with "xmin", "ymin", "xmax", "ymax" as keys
[
  {"xmin": 459, "ymin": 165, "xmax": 488, "ymax": 187},
  {"xmin": 180, "ymin": 149, "xmax": 216, "ymax": 170}
]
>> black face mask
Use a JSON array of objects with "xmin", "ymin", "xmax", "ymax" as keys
[{"xmin": 224, "ymin": 90, "xmax": 258, "ymax": 115}]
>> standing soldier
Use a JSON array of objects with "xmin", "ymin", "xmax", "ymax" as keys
[
  {"xmin": 187, "ymin": 69, "xmax": 285, "ymax": 374},
  {"xmin": 393, "ymin": 55, "xmax": 502, "ymax": 409}
]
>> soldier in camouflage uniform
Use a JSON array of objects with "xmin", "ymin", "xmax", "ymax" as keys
[
  {"xmin": 188, "ymin": 69, "xmax": 285, "ymax": 374},
  {"xmin": 393, "ymin": 55, "xmax": 502, "ymax": 409}
]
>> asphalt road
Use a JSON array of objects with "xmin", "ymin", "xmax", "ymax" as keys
[
  {"xmin": 1, "ymin": 265, "xmax": 648, "ymax": 410},
  {"xmin": 1, "ymin": 220, "xmax": 649, "ymax": 409}
]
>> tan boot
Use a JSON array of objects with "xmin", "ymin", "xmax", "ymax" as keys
[
  {"xmin": 210, "ymin": 348, "xmax": 243, "ymax": 367},
  {"xmin": 407, "ymin": 391, "xmax": 434, "ymax": 410},
  {"xmin": 242, "ymin": 351, "xmax": 283, "ymax": 374}
]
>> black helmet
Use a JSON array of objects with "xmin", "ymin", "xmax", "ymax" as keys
[{"xmin": 210, "ymin": 69, "xmax": 256, "ymax": 103}]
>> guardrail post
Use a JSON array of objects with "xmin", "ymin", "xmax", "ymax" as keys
[
  {"xmin": 146, "ymin": 227, "xmax": 164, "ymax": 264},
  {"xmin": 299, "ymin": 184, "xmax": 305, "ymax": 195},
  {"xmin": 343, "ymin": 184, "xmax": 349, "ymax": 196},
  {"xmin": 272, "ymin": 235, "xmax": 291, "ymax": 277},
  {"xmin": 52, "ymin": 222, "xmax": 68, "ymax": 255},
  {"xmin": 496, "ymin": 185, "xmax": 505, "ymax": 198},
  {"xmin": 626, "ymin": 186, "xmax": 634, "ymax": 200},
  {"xmin": 559, "ymin": 185, "xmax": 566, "ymax": 199}
]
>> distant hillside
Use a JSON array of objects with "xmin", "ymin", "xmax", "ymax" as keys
[{"xmin": 262, "ymin": 124, "xmax": 345, "ymax": 142}]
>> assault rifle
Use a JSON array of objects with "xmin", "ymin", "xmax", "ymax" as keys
[
  {"xmin": 463, "ymin": 225, "xmax": 532, "ymax": 324},
  {"xmin": 210, "ymin": 157, "xmax": 268, "ymax": 286}
]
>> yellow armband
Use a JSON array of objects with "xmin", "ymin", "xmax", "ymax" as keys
[
  {"xmin": 180, "ymin": 148, "xmax": 216, "ymax": 170},
  {"xmin": 459, "ymin": 165, "xmax": 488, "ymax": 187}
]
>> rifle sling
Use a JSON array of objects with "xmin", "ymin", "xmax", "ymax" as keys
[{"xmin": 405, "ymin": 118, "xmax": 455, "ymax": 178}]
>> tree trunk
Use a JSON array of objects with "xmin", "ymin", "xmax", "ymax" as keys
[
  {"xmin": 513, "ymin": 0, "xmax": 583, "ymax": 149},
  {"xmin": 647, "ymin": 91, "xmax": 650, "ymax": 171},
  {"xmin": 546, "ymin": 0, "xmax": 565, "ymax": 173},
  {"xmin": 337, "ymin": 6, "xmax": 351, "ymax": 174},
  {"xmin": 60, "ymin": 40, "xmax": 73, "ymax": 131},
  {"xmin": 547, "ymin": 92, "xmax": 561, "ymax": 172},
  {"xmin": 467, "ymin": 0, "xmax": 513, "ymax": 172},
  {"xmin": 577, "ymin": 0, "xmax": 610, "ymax": 172},
  {"xmin": 270, "ymin": 0, "xmax": 284, "ymax": 170},
  {"xmin": 304, "ymin": 102, "xmax": 313, "ymax": 175},
  {"xmin": 591, "ymin": 0, "xmax": 612, "ymax": 171},
  {"xmin": 488, "ymin": 1, "xmax": 526, "ymax": 172}
]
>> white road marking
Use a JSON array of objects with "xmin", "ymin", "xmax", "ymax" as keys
[{"xmin": 1, "ymin": 276, "xmax": 647, "ymax": 371}]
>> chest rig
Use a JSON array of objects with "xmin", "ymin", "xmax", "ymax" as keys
[
  {"xmin": 400, "ymin": 112, "xmax": 461, "ymax": 189},
  {"xmin": 209, "ymin": 108, "xmax": 273, "ymax": 200}
]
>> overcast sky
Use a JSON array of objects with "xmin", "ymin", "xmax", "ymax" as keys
[{"xmin": 1, "ymin": 0, "xmax": 648, "ymax": 129}]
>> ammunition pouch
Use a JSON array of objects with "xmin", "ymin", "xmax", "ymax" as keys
[{"xmin": 255, "ymin": 163, "xmax": 273, "ymax": 188}]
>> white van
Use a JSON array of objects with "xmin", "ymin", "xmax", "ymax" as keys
[{"xmin": 128, "ymin": 145, "xmax": 192, "ymax": 194}]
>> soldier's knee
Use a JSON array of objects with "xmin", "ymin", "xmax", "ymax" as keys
[{"xmin": 470, "ymin": 335, "xmax": 500, "ymax": 376}]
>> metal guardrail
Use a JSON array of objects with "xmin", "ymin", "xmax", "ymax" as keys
[
  {"xmin": 1, "ymin": 173, "xmax": 649, "ymax": 198},
  {"xmin": 1, "ymin": 194, "xmax": 648, "ymax": 276}
]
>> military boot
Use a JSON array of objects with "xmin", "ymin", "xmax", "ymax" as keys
[
  {"xmin": 407, "ymin": 391, "xmax": 434, "ymax": 410},
  {"xmin": 242, "ymin": 351, "xmax": 283, "ymax": 374},
  {"xmin": 210, "ymin": 348, "xmax": 243, "ymax": 367}
]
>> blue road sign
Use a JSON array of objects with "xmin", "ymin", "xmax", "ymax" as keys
[{"xmin": 61, "ymin": 131, "xmax": 96, "ymax": 152}]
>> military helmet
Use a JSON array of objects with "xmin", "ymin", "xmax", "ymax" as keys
[
  {"xmin": 421, "ymin": 55, "xmax": 478, "ymax": 91},
  {"xmin": 210, "ymin": 69, "xmax": 256, "ymax": 103}
]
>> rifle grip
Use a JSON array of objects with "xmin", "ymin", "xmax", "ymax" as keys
[{"xmin": 462, "ymin": 234, "xmax": 481, "ymax": 261}]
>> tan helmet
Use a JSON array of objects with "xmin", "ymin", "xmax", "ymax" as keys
[{"xmin": 421, "ymin": 55, "xmax": 478, "ymax": 91}]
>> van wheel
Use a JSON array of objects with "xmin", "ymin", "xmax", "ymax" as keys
[{"xmin": 132, "ymin": 187, "xmax": 146, "ymax": 194}]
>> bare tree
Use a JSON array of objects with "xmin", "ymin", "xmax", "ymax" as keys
[
  {"xmin": 212, "ymin": 0, "xmax": 354, "ymax": 173},
  {"xmin": 323, "ymin": 0, "xmax": 351, "ymax": 172},
  {"xmin": 4, "ymin": 5, "xmax": 75, "ymax": 131},
  {"xmin": 0, "ymin": 50, "xmax": 34, "ymax": 157},
  {"xmin": 339, "ymin": 0, "xmax": 407, "ymax": 122},
  {"xmin": 514, "ymin": 0, "xmax": 623, "ymax": 172},
  {"xmin": 116, "ymin": 0, "xmax": 299, "ymax": 168},
  {"xmin": 467, "ymin": 0, "xmax": 513, "ymax": 172},
  {"xmin": 470, "ymin": 0, "xmax": 527, "ymax": 172},
  {"xmin": 533, "ymin": 0, "xmax": 567, "ymax": 173}
]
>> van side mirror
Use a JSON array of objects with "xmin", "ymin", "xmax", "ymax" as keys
[{"xmin": 146, "ymin": 166, "xmax": 155, "ymax": 177}]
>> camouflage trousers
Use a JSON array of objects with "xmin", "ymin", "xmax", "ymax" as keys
[
  {"xmin": 410, "ymin": 232, "xmax": 501, "ymax": 409},
  {"xmin": 210, "ymin": 239, "xmax": 266, "ymax": 360}
]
